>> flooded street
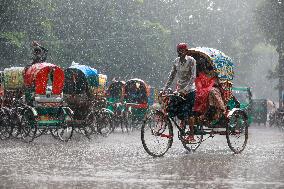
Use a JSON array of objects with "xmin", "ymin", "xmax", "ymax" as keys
[{"xmin": 0, "ymin": 124, "xmax": 283, "ymax": 189}]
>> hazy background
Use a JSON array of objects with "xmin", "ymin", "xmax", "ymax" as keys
[{"xmin": 0, "ymin": 0, "xmax": 282, "ymax": 101}]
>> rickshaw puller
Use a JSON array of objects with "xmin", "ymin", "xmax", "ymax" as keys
[{"xmin": 163, "ymin": 42, "xmax": 196, "ymax": 142}]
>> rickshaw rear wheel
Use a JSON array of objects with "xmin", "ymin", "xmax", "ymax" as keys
[
  {"xmin": 141, "ymin": 110, "xmax": 173, "ymax": 157},
  {"xmin": 84, "ymin": 111, "xmax": 97, "ymax": 138},
  {"xmin": 21, "ymin": 108, "xmax": 37, "ymax": 143},
  {"xmin": 57, "ymin": 124, "xmax": 73, "ymax": 142},
  {"xmin": 226, "ymin": 109, "xmax": 248, "ymax": 154},
  {"xmin": 50, "ymin": 128, "xmax": 59, "ymax": 139},
  {"xmin": 96, "ymin": 109, "xmax": 113, "ymax": 137},
  {"xmin": 57, "ymin": 107, "xmax": 74, "ymax": 142}
]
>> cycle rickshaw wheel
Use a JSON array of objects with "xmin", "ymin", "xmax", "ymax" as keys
[
  {"xmin": 84, "ymin": 111, "xmax": 97, "ymax": 138},
  {"xmin": 57, "ymin": 124, "xmax": 73, "ymax": 142},
  {"xmin": 141, "ymin": 110, "xmax": 173, "ymax": 157},
  {"xmin": 21, "ymin": 108, "xmax": 37, "ymax": 143},
  {"xmin": 96, "ymin": 109, "xmax": 113, "ymax": 137},
  {"xmin": 226, "ymin": 110, "xmax": 248, "ymax": 154},
  {"xmin": 57, "ymin": 108, "xmax": 73, "ymax": 142}
]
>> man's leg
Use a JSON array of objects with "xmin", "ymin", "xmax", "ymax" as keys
[{"xmin": 186, "ymin": 91, "xmax": 196, "ymax": 142}]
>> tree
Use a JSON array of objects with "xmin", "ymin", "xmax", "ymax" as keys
[{"xmin": 256, "ymin": 0, "xmax": 284, "ymax": 105}]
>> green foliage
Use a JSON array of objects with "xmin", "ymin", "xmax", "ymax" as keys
[
  {"xmin": 0, "ymin": 32, "xmax": 26, "ymax": 47},
  {"xmin": 256, "ymin": 0, "xmax": 284, "ymax": 53},
  {"xmin": 0, "ymin": 0, "xmax": 278, "ymax": 94}
]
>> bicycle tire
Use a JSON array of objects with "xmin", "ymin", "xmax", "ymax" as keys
[{"xmin": 141, "ymin": 110, "xmax": 173, "ymax": 157}]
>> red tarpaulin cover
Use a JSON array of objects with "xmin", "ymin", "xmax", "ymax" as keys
[
  {"xmin": 193, "ymin": 72, "xmax": 216, "ymax": 114},
  {"xmin": 24, "ymin": 63, "xmax": 64, "ymax": 95}
]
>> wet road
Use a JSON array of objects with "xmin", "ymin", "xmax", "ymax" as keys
[{"xmin": 0, "ymin": 125, "xmax": 283, "ymax": 189}]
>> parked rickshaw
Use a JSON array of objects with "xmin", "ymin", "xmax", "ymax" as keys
[
  {"xmin": 228, "ymin": 87, "xmax": 253, "ymax": 125},
  {"xmin": 107, "ymin": 80, "xmax": 125, "ymax": 106},
  {"xmin": 23, "ymin": 63, "xmax": 74, "ymax": 142},
  {"xmin": 106, "ymin": 80, "xmax": 129, "ymax": 132},
  {"xmin": 125, "ymin": 78, "xmax": 149, "ymax": 129},
  {"xmin": 141, "ymin": 47, "xmax": 249, "ymax": 157},
  {"xmin": 63, "ymin": 64, "xmax": 113, "ymax": 137},
  {"xmin": 251, "ymin": 99, "xmax": 267, "ymax": 125},
  {"xmin": 1, "ymin": 67, "xmax": 25, "ymax": 140},
  {"xmin": 0, "ymin": 64, "xmax": 73, "ymax": 142}
]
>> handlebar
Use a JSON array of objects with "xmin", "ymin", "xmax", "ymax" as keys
[{"xmin": 159, "ymin": 92, "xmax": 186, "ymax": 101}]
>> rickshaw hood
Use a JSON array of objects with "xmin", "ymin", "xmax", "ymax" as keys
[{"xmin": 24, "ymin": 63, "xmax": 64, "ymax": 95}]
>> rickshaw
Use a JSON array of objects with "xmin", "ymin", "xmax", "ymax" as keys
[
  {"xmin": 125, "ymin": 78, "xmax": 149, "ymax": 129},
  {"xmin": 106, "ymin": 80, "xmax": 129, "ymax": 132},
  {"xmin": 22, "ymin": 63, "xmax": 74, "ymax": 142},
  {"xmin": 141, "ymin": 47, "xmax": 249, "ymax": 157},
  {"xmin": 228, "ymin": 87, "xmax": 253, "ymax": 125},
  {"xmin": 251, "ymin": 98, "xmax": 267, "ymax": 125},
  {"xmin": 107, "ymin": 80, "xmax": 125, "ymax": 107},
  {"xmin": 63, "ymin": 64, "xmax": 113, "ymax": 137},
  {"xmin": 1, "ymin": 67, "xmax": 26, "ymax": 140}
]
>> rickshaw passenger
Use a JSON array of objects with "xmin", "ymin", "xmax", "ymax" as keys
[
  {"xmin": 193, "ymin": 56, "xmax": 227, "ymax": 121},
  {"xmin": 163, "ymin": 42, "xmax": 196, "ymax": 142},
  {"xmin": 208, "ymin": 81, "xmax": 227, "ymax": 120},
  {"xmin": 194, "ymin": 75, "xmax": 227, "ymax": 121}
]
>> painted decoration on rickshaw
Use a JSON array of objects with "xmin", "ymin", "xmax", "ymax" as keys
[
  {"xmin": 64, "ymin": 64, "xmax": 98, "ymax": 95},
  {"xmin": 98, "ymin": 74, "xmax": 107, "ymax": 95},
  {"xmin": 190, "ymin": 47, "xmax": 234, "ymax": 81},
  {"xmin": 24, "ymin": 63, "xmax": 64, "ymax": 95},
  {"xmin": 148, "ymin": 87, "xmax": 158, "ymax": 106},
  {"xmin": 3, "ymin": 67, "xmax": 25, "ymax": 90}
]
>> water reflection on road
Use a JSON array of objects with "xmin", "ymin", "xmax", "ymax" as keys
[{"xmin": 0, "ymin": 125, "xmax": 283, "ymax": 188}]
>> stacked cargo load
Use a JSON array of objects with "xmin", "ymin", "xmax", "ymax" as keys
[{"xmin": 3, "ymin": 67, "xmax": 25, "ymax": 90}]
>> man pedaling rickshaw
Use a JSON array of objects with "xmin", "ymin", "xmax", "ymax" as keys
[
  {"xmin": 163, "ymin": 43, "xmax": 230, "ymax": 142},
  {"xmin": 163, "ymin": 42, "xmax": 197, "ymax": 142}
]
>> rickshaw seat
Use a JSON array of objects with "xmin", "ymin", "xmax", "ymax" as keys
[
  {"xmin": 34, "ymin": 94, "xmax": 63, "ymax": 103},
  {"xmin": 126, "ymin": 103, "xmax": 148, "ymax": 109}
]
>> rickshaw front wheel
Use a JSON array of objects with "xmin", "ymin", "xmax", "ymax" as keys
[
  {"xmin": 21, "ymin": 108, "xmax": 37, "ymax": 143},
  {"xmin": 141, "ymin": 110, "xmax": 173, "ymax": 157}
]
